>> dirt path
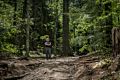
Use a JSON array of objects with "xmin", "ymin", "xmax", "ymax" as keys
[
  {"xmin": 19, "ymin": 56, "xmax": 103, "ymax": 80},
  {"xmin": 1, "ymin": 55, "xmax": 118, "ymax": 80},
  {"xmin": 20, "ymin": 57, "xmax": 79, "ymax": 80}
]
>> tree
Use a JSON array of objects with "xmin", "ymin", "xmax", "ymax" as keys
[
  {"xmin": 13, "ymin": 0, "xmax": 17, "ymax": 26},
  {"xmin": 62, "ymin": 0, "xmax": 71, "ymax": 56},
  {"xmin": 23, "ymin": 0, "xmax": 30, "ymax": 57}
]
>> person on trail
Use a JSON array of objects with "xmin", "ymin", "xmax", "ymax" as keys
[{"xmin": 44, "ymin": 38, "xmax": 52, "ymax": 60}]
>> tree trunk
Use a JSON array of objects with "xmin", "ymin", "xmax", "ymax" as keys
[
  {"xmin": 112, "ymin": 27, "xmax": 120, "ymax": 57},
  {"xmin": 32, "ymin": 0, "xmax": 36, "ymax": 29},
  {"xmin": 54, "ymin": 0, "xmax": 59, "ymax": 55},
  {"xmin": 104, "ymin": 1, "xmax": 113, "ymax": 45},
  {"xmin": 62, "ymin": 0, "xmax": 71, "ymax": 56},
  {"xmin": 23, "ymin": 0, "xmax": 30, "ymax": 57},
  {"xmin": 13, "ymin": 0, "xmax": 17, "ymax": 26}
]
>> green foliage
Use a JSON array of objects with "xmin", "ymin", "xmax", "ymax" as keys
[
  {"xmin": 69, "ymin": 0, "xmax": 115, "ymax": 54},
  {"xmin": 40, "ymin": 35, "xmax": 49, "ymax": 40},
  {"xmin": 1, "ymin": 43, "xmax": 18, "ymax": 53},
  {"xmin": 0, "ymin": 0, "xmax": 119, "ymax": 56},
  {"xmin": 0, "ymin": 0, "xmax": 21, "ymax": 55},
  {"xmin": 79, "ymin": 45, "xmax": 92, "ymax": 53}
]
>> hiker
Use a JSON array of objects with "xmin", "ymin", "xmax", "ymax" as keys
[{"xmin": 44, "ymin": 38, "xmax": 52, "ymax": 60}]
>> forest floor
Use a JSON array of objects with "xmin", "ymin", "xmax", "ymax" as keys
[{"xmin": 0, "ymin": 54, "xmax": 120, "ymax": 80}]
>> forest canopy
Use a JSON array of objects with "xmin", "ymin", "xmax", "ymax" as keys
[{"xmin": 0, "ymin": 0, "xmax": 120, "ymax": 57}]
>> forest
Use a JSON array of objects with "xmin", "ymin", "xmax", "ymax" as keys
[{"xmin": 0, "ymin": 0, "xmax": 120, "ymax": 80}]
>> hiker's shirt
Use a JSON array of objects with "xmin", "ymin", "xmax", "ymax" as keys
[{"xmin": 44, "ymin": 41, "xmax": 51, "ymax": 48}]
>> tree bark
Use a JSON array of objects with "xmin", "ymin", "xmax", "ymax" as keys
[
  {"xmin": 23, "ymin": 0, "xmax": 30, "ymax": 57},
  {"xmin": 112, "ymin": 27, "xmax": 120, "ymax": 57},
  {"xmin": 13, "ymin": 0, "xmax": 17, "ymax": 26},
  {"xmin": 54, "ymin": 0, "xmax": 59, "ymax": 55},
  {"xmin": 62, "ymin": 0, "xmax": 71, "ymax": 56},
  {"xmin": 104, "ymin": 1, "xmax": 113, "ymax": 45}
]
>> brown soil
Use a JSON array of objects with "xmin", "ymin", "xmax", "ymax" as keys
[{"xmin": 0, "ymin": 55, "xmax": 120, "ymax": 80}]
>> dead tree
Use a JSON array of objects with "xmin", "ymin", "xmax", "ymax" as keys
[{"xmin": 112, "ymin": 27, "xmax": 120, "ymax": 57}]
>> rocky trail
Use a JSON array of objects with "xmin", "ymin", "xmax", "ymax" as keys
[
  {"xmin": 19, "ymin": 57, "xmax": 78, "ymax": 80},
  {"xmin": 0, "ymin": 55, "xmax": 120, "ymax": 80}
]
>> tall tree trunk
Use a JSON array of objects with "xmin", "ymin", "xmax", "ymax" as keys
[
  {"xmin": 104, "ymin": 1, "xmax": 113, "ymax": 47},
  {"xmin": 13, "ymin": 0, "xmax": 17, "ymax": 26},
  {"xmin": 26, "ymin": 21, "xmax": 30, "ymax": 57},
  {"xmin": 32, "ymin": 0, "xmax": 36, "ymax": 29},
  {"xmin": 112, "ymin": 0, "xmax": 120, "ymax": 57},
  {"xmin": 112, "ymin": 27, "xmax": 120, "ymax": 57},
  {"xmin": 23, "ymin": 0, "xmax": 30, "ymax": 57},
  {"xmin": 54, "ymin": 0, "xmax": 59, "ymax": 55},
  {"xmin": 13, "ymin": 0, "xmax": 18, "ymax": 46},
  {"xmin": 62, "ymin": 0, "xmax": 71, "ymax": 56}
]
